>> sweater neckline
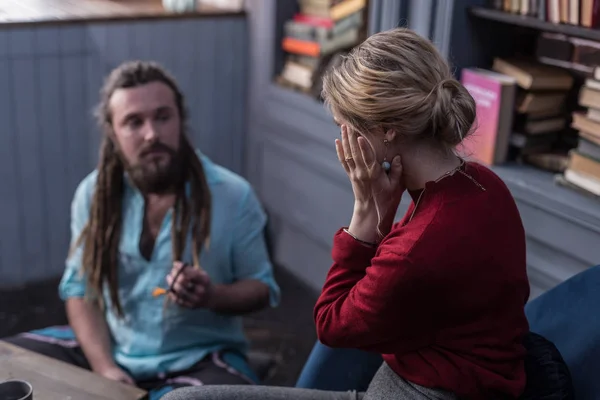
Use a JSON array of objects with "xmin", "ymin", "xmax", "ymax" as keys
[{"xmin": 407, "ymin": 160, "xmax": 469, "ymax": 201}]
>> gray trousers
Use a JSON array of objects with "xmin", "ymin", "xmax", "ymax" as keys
[
  {"xmin": 162, "ymin": 363, "xmax": 457, "ymax": 400},
  {"xmin": 162, "ymin": 387, "xmax": 361, "ymax": 400}
]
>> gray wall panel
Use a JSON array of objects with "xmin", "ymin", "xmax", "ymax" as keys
[
  {"xmin": 7, "ymin": 28, "xmax": 35, "ymax": 58},
  {"xmin": 12, "ymin": 58, "xmax": 45, "ymax": 284},
  {"xmin": 0, "ymin": 60, "xmax": 23, "ymax": 284},
  {"xmin": 34, "ymin": 26, "xmax": 60, "ymax": 55},
  {"xmin": 0, "ymin": 29, "xmax": 8, "ymax": 57},
  {"xmin": 37, "ymin": 56, "xmax": 72, "ymax": 281}
]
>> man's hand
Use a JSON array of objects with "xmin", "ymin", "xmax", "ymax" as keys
[
  {"xmin": 97, "ymin": 365, "xmax": 135, "ymax": 385},
  {"xmin": 66, "ymin": 298, "xmax": 129, "ymax": 386},
  {"xmin": 167, "ymin": 261, "xmax": 214, "ymax": 309}
]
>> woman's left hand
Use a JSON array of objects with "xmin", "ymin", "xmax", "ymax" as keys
[{"xmin": 336, "ymin": 125, "xmax": 404, "ymax": 242}]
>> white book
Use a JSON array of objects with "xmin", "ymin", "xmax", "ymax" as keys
[
  {"xmin": 564, "ymin": 169, "xmax": 600, "ymax": 196},
  {"xmin": 585, "ymin": 78, "xmax": 600, "ymax": 92},
  {"xmin": 586, "ymin": 108, "xmax": 600, "ymax": 123}
]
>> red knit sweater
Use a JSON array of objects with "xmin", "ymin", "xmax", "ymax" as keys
[{"xmin": 314, "ymin": 162, "xmax": 530, "ymax": 400}]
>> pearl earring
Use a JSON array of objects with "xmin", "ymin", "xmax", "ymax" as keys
[{"xmin": 382, "ymin": 139, "xmax": 391, "ymax": 172}]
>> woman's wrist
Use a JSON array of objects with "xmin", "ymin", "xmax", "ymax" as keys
[
  {"xmin": 343, "ymin": 228, "xmax": 377, "ymax": 247},
  {"xmin": 352, "ymin": 200, "xmax": 374, "ymax": 216},
  {"xmin": 348, "ymin": 202, "xmax": 380, "ymax": 244}
]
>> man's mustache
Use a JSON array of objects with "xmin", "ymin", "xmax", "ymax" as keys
[{"xmin": 139, "ymin": 142, "xmax": 176, "ymax": 157}]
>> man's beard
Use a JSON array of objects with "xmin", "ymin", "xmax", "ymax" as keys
[{"xmin": 125, "ymin": 142, "xmax": 185, "ymax": 194}]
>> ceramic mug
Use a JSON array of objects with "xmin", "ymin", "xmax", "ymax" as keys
[{"xmin": 0, "ymin": 380, "xmax": 33, "ymax": 400}]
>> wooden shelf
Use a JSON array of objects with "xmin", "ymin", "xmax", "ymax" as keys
[
  {"xmin": 470, "ymin": 6, "xmax": 600, "ymax": 41},
  {"xmin": 0, "ymin": 0, "xmax": 244, "ymax": 27},
  {"xmin": 494, "ymin": 163, "xmax": 600, "ymax": 225}
]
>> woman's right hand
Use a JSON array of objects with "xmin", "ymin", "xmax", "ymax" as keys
[
  {"xmin": 336, "ymin": 125, "xmax": 404, "ymax": 243},
  {"xmin": 336, "ymin": 125, "xmax": 375, "ymax": 205}
]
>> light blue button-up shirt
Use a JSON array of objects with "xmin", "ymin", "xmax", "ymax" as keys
[{"xmin": 58, "ymin": 152, "xmax": 280, "ymax": 379}]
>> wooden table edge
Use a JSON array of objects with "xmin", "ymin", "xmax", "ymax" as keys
[{"xmin": 0, "ymin": 340, "xmax": 148, "ymax": 400}]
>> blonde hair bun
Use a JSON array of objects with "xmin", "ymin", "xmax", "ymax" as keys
[{"xmin": 322, "ymin": 28, "xmax": 476, "ymax": 147}]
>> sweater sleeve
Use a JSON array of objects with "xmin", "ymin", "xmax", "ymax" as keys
[{"xmin": 314, "ymin": 228, "xmax": 437, "ymax": 354}]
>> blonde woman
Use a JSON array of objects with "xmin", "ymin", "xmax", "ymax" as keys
[{"xmin": 163, "ymin": 27, "xmax": 530, "ymax": 400}]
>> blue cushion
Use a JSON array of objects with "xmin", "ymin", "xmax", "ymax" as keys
[{"xmin": 525, "ymin": 265, "xmax": 600, "ymax": 400}]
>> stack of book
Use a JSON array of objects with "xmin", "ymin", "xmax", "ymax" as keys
[
  {"xmin": 556, "ymin": 68, "xmax": 600, "ymax": 197},
  {"xmin": 492, "ymin": 58, "xmax": 574, "ymax": 170},
  {"xmin": 459, "ymin": 58, "xmax": 574, "ymax": 169},
  {"xmin": 536, "ymin": 32, "xmax": 600, "ymax": 76},
  {"xmin": 276, "ymin": 0, "xmax": 367, "ymax": 99},
  {"xmin": 491, "ymin": 0, "xmax": 599, "ymax": 28}
]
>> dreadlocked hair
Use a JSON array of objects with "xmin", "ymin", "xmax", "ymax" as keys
[{"xmin": 70, "ymin": 61, "xmax": 212, "ymax": 318}]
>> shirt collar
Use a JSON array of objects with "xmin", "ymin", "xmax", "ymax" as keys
[{"xmin": 195, "ymin": 150, "xmax": 221, "ymax": 185}]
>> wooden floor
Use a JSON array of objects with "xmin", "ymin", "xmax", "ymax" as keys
[{"xmin": 0, "ymin": 0, "xmax": 241, "ymax": 25}]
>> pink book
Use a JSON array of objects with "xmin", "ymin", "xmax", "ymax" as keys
[{"xmin": 459, "ymin": 68, "xmax": 517, "ymax": 165}]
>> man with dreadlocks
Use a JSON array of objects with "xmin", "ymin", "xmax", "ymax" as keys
[{"xmin": 4, "ymin": 61, "xmax": 280, "ymax": 393}]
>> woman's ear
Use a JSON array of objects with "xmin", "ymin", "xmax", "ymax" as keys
[{"xmin": 384, "ymin": 129, "xmax": 397, "ymax": 142}]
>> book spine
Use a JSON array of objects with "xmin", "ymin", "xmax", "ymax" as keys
[
  {"xmin": 282, "ymin": 37, "xmax": 321, "ymax": 57},
  {"xmin": 593, "ymin": 0, "xmax": 600, "ymax": 27}
]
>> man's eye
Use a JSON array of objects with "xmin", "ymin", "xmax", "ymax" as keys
[
  {"xmin": 128, "ymin": 118, "xmax": 142, "ymax": 128},
  {"xmin": 156, "ymin": 113, "xmax": 170, "ymax": 122}
]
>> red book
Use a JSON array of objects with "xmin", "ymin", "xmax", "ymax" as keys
[{"xmin": 293, "ymin": 13, "xmax": 335, "ymax": 29}]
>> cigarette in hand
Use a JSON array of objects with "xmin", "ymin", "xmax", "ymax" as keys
[{"xmin": 152, "ymin": 287, "xmax": 168, "ymax": 297}]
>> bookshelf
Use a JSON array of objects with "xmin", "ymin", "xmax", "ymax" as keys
[
  {"xmin": 447, "ymin": 2, "xmax": 600, "ymax": 295},
  {"xmin": 467, "ymin": 5, "xmax": 600, "ymax": 195},
  {"xmin": 470, "ymin": 6, "xmax": 600, "ymax": 41}
]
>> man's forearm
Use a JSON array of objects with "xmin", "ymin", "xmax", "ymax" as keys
[
  {"xmin": 209, "ymin": 280, "xmax": 270, "ymax": 315},
  {"xmin": 66, "ymin": 298, "xmax": 116, "ymax": 373}
]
